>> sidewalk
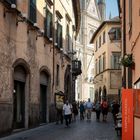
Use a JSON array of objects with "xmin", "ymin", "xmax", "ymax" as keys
[{"xmin": 0, "ymin": 112, "xmax": 121, "ymax": 140}]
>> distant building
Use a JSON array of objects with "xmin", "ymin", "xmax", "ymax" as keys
[
  {"xmin": 90, "ymin": 17, "xmax": 121, "ymax": 102},
  {"xmin": 97, "ymin": 0, "xmax": 106, "ymax": 21},
  {"xmin": 75, "ymin": 0, "xmax": 101, "ymax": 102}
]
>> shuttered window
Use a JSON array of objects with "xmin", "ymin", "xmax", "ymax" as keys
[
  {"xmin": 56, "ymin": 23, "xmax": 62, "ymax": 48},
  {"xmin": 29, "ymin": 0, "xmax": 36, "ymax": 23},
  {"xmin": 44, "ymin": 9, "xmax": 53, "ymax": 38}
]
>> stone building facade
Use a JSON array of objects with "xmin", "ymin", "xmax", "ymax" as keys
[
  {"xmin": 0, "ymin": 0, "xmax": 80, "ymax": 134},
  {"xmin": 75, "ymin": 0, "xmax": 101, "ymax": 102},
  {"xmin": 90, "ymin": 18, "xmax": 122, "ymax": 103},
  {"xmin": 119, "ymin": 0, "xmax": 140, "ymax": 139}
]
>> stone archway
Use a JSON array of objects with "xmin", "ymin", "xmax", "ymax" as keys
[
  {"xmin": 40, "ymin": 71, "xmax": 49, "ymax": 123},
  {"xmin": 103, "ymin": 86, "xmax": 107, "ymax": 99},
  {"xmin": 99, "ymin": 87, "xmax": 102, "ymax": 102},
  {"xmin": 13, "ymin": 65, "xmax": 26, "ymax": 129},
  {"xmin": 13, "ymin": 59, "xmax": 30, "ymax": 129},
  {"xmin": 39, "ymin": 66, "xmax": 51, "ymax": 123},
  {"xmin": 94, "ymin": 90, "xmax": 98, "ymax": 103}
]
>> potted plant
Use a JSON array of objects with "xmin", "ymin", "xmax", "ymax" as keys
[{"xmin": 121, "ymin": 54, "xmax": 135, "ymax": 68}]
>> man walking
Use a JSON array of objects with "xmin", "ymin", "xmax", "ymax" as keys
[
  {"xmin": 63, "ymin": 100, "xmax": 72, "ymax": 127},
  {"xmin": 85, "ymin": 98, "xmax": 93, "ymax": 120}
]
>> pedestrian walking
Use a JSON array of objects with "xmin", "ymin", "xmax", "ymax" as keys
[
  {"xmin": 112, "ymin": 100, "xmax": 120, "ymax": 125},
  {"xmin": 72, "ymin": 100, "xmax": 78, "ymax": 121},
  {"xmin": 101, "ymin": 99, "xmax": 108, "ymax": 121},
  {"xmin": 95, "ymin": 101, "xmax": 101, "ymax": 121},
  {"xmin": 85, "ymin": 98, "xmax": 93, "ymax": 120},
  {"xmin": 80, "ymin": 101, "xmax": 85, "ymax": 120},
  {"xmin": 63, "ymin": 100, "xmax": 72, "ymax": 127}
]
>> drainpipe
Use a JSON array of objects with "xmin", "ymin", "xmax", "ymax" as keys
[
  {"xmin": 122, "ymin": 0, "xmax": 126, "ymax": 88},
  {"xmin": 52, "ymin": 0, "xmax": 55, "ymax": 95}
]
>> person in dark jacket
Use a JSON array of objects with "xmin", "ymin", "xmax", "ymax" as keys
[
  {"xmin": 112, "ymin": 100, "xmax": 120, "ymax": 125},
  {"xmin": 72, "ymin": 101, "xmax": 78, "ymax": 121},
  {"xmin": 80, "ymin": 101, "xmax": 85, "ymax": 120},
  {"xmin": 95, "ymin": 101, "xmax": 101, "ymax": 121}
]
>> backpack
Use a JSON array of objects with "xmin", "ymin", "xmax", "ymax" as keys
[{"xmin": 102, "ymin": 101, "xmax": 108, "ymax": 108}]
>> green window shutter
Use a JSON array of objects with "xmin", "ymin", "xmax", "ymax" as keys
[
  {"xmin": 29, "ymin": 0, "xmax": 36, "ymax": 23},
  {"xmin": 45, "ymin": 10, "xmax": 52, "ymax": 38},
  {"xmin": 56, "ymin": 23, "xmax": 62, "ymax": 48}
]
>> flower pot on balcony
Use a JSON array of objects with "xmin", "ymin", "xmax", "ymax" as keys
[{"xmin": 121, "ymin": 54, "xmax": 135, "ymax": 68}]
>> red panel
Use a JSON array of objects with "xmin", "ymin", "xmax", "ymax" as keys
[{"xmin": 122, "ymin": 89, "xmax": 134, "ymax": 140}]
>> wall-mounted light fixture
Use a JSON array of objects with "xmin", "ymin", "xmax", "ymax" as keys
[
  {"xmin": 16, "ymin": 13, "xmax": 27, "ymax": 26},
  {"xmin": 3, "ymin": 4, "xmax": 16, "ymax": 17},
  {"xmin": 36, "ymin": 29, "xmax": 44, "ymax": 40}
]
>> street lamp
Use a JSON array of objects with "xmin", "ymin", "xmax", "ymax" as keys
[{"xmin": 108, "ymin": 28, "xmax": 116, "ymax": 41}]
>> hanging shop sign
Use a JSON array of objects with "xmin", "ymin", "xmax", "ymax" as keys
[{"xmin": 55, "ymin": 91, "xmax": 65, "ymax": 110}]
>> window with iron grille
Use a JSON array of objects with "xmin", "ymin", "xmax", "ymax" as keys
[
  {"xmin": 44, "ymin": 9, "xmax": 52, "ymax": 38},
  {"xmin": 6, "ymin": 0, "xmax": 16, "ymax": 4},
  {"xmin": 56, "ymin": 23, "xmax": 62, "ymax": 48},
  {"xmin": 29, "ymin": 0, "xmax": 36, "ymax": 23}
]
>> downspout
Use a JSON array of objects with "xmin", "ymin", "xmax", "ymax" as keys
[
  {"xmin": 52, "ymin": 0, "xmax": 55, "ymax": 95},
  {"xmin": 122, "ymin": 0, "xmax": 126, "ymax": 88}
]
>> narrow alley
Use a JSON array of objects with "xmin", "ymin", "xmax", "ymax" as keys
[{"xmin": 0, "ymin": 113, "xmax": 121, "ymax": 140}]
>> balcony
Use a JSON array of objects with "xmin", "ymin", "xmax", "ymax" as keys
[{"xmin": 72, "ymin": 60, "xmax": 82, "ymax": 76}]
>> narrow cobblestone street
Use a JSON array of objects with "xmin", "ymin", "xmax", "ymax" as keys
[{"xmin": 0, "ymin": 113, "xmax": 121, "ymax": 140}]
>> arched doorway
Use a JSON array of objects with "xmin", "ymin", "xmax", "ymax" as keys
[
  {"xmin": 94, "ymin": 90, "xmax": 98, "ymax": 103},
  {"xmin": 103, "ymin": 86, "xmax": 107, "ymax": 99},
  {"xmin": 99, "ymin": 87, "xmax": 102, "ymax": 102},
  {"xmin": 13, "ymin": 65, "xmax": 26, "ymax": 128},
  {"xmin": 40, "ymin": 71, "xmax": 49, "ymax": 123}
]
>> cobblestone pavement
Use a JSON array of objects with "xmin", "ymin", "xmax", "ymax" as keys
[{"xmin": 0, "ymin": 112, "xmax": 121, "ymax": 140}]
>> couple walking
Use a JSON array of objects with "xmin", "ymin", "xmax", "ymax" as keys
[{"xmin": 95, "ymin": 99, "xmax": 108, "ymax": 122}]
